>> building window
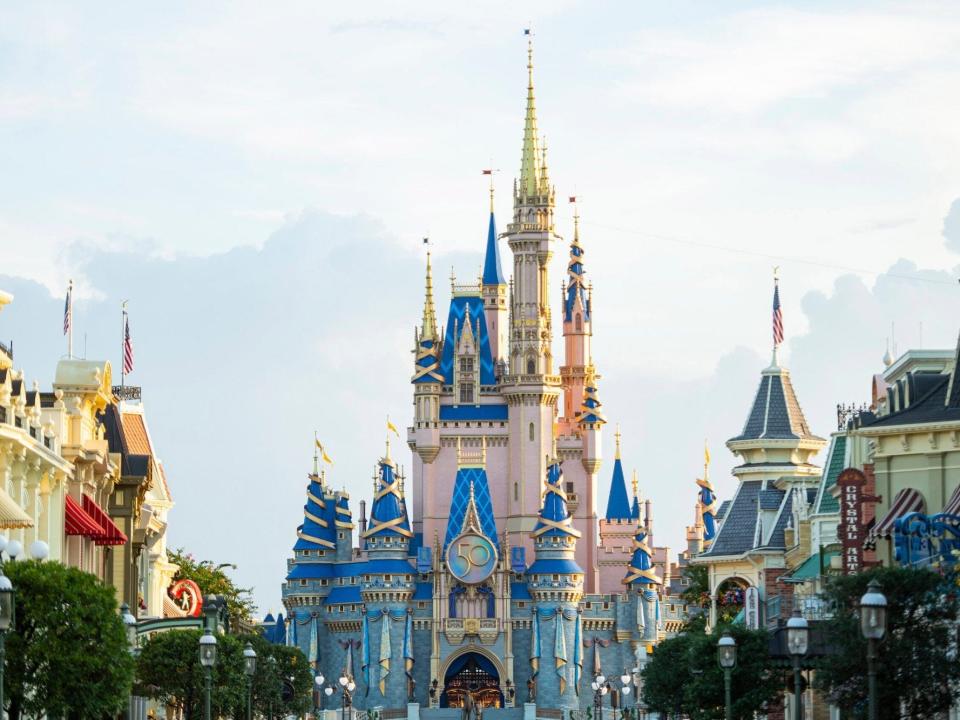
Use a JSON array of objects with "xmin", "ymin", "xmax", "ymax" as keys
[
  {"xmin": 300, "ymin": 579, "xmax": 307, "ymax": 586},
  {"xmin": 518, "ymin": 602, "xmax": 526, "ymax": 609},
  {"xmin": 529, "ymin": 423, "xmax": 534, "ymax": 441},
  {"xmin": 338, "ymin": 532, "xmax": 345, "ymax": 540},
  {"xmin": 418, "ymin": 602, "xmax": 426, "ymax": 609},
  {"xmin": 321, "ymin": 579, "xmax": 329, "ymax": 586},
  {"xmin": 460, "ymin": 384, "xmax": 474, "ymax": 403},
  {"xmin": 575, "ymin": 313, "xmax": 582, "ymax": 331},
  {"xmin": 565, "ymin": 481, "xmax": 574, "ymax": 494},
  {"xmin": 527, "ymin": 358, "xmax": 535, "ymax": 374},
  {"xmin": 460, "ymin": 357, "xmax": 474, "ymax": 373},
  {"xmin": 514, "ymin": 483, "xmax": 519, "ymax": 501}
]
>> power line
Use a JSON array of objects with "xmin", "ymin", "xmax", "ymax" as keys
[{"xmin": 582, "ymin": 219, "xmax": 958, "ymax": 287}]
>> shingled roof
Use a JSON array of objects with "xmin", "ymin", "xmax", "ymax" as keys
[
  {"xmin": 729, "ymin": 366, "xmax": 823, "ymax": 443},
  {"xmin": 701, "ymin": 481, "xmax": 761, "ymax": 557}
]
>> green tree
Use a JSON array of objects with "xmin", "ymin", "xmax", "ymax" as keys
[
  {"xmin": 814, "ymin": 566, "xmax": 960, "ymax": 720},
  {"xmin": 136, "ymin": 629, "xmax": 245, "ymax": 719},
  {"xmin": 136, "ymin": 630, "xmax": 312, "ymax": 719},
  {"xmin": 680, "ymin": 564, "xmax": 710, "ymax": 609},
  {"xmin": 169, "ymin": 547, "xmax": 256, "ymax": 624},
  {"xmin": 642, "ymin": 617, "xmax": 781, "ymax": 720},
  {"xmin": 2, "ymin": 560, "xmax": 135, "ymax": 720}
]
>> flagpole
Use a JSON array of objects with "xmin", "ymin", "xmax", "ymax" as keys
[
  {"xmin": 121, "ymin": 300, "xmax": 128, "ymax": 389},
  {"xmin": 67, "ymin": 279, "xmax": 73, "ymax": 359}
]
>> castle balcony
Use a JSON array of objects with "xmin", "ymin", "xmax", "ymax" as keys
[{"xmin": 443, "ymin": 617, "xmax": 499, "ymax": 645}]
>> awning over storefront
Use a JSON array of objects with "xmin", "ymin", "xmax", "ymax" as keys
[
  {"xmin": 941, "ymin": 485, "xmax": 960, "ymax": 517},
  {"xmin": 0, "ymin": 488, "xmax": 33, "ymax": 529},
  {"xmin": 65, "ymin": 495, "xmax": 103, "ymax": 537},
  {"xmin": 869, "ymin": 488, "xmax": 925, "ymax": 541},
  {"xmin": 81, "ymin": 495, "xmax": 127, "ymax": 546},
  {"xmin": 786, "ymin": 550, "xmax": 840, "ymax": 581}
]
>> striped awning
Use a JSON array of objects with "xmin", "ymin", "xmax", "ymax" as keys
[
  {"xmin": 870, "ymin": 488, "xmax": 925, "ymax": 540},
  {"xmin": 65, "ymin": 495, "xmax": 103, "ymax": 537},
  {"xmin": 82, "ymin": 495, "xmax": 127, "ymax": 546},
  {"xmin": 0, "ymin": 487, "xmax": 33, "ymax": 529},
  {"xmin": 942, "ymin": 485, "xmax": 960, "ymax": 517}
]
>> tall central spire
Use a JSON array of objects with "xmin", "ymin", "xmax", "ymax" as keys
[
  {"xmin": 421, "ymin": 251, "xmax": 437, "ymax": 340},
  {"xmin": 519, "ymin": 36, "xmax": 541, "ymax": 200}
]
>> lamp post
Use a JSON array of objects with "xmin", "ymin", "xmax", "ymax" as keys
[
  {"xmin": 267, "ymin": 655, "xmax": 277, "ymax": 720},
  {"xmin": 860, "ymin": 579, "xmax": 887, "ymax": 720},
  {"xmin": 717, "ymin": 632, "xmax": 737, "ymax": 720},
  {"xmin": 786, "ymin": 609, "xmax": 809, "ymax": 720},
  {"xmin": 315, "ymin": 674, "xmax": 325, "ymax": 718},
  {"xmin": 120, "ymin": 602, "xmax": 137, "ymax": 720},
  {"xmin": 339, "ymin": 673, "xmax": 354, "ymax": 720},
  {"xmin": 324, "ymin": 684, "xmax": 334, "ymax": 713},
  {"xmin": 0, "ymin": 569, "xmax": 14, "ymax": 720},
  {"xmin": 591, "ymin": 673, "xmax": 607, "ymax": 720},
  {"xmin": 243, "ymin": 642, "xmax": 257, "ymax": 720},
  {"xmin": 198, "ymin": 628, "xmax": 217, "ymax": 720}
]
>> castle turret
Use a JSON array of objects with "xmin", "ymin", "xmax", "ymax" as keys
[
  {"xmin": 598, "ymin": 429, "xmax": 638, "ymax": 592},
  {"xmin": 502, "ymin": 37, "xmax": 563, "ymax": 555},
  {"xmin": 560, "ymin": 207, "xmax": 593, "ymax": 431},
  {"xmin": 603, "ymin": 427, "xmax": 630, "ymax": 522},
  {"xmin": 412, "ymin": 252, "xmax": 442, "ymax": 465},
  {"xmin": 528, "ymin": 459, "xmax": 582, "ymax": 707},
  {"xmin": 335, "ymin": 491, "xmax": 355, "ymax": 561},
  {"xmin": 481, "ymin": 179, "xmax": 509, "ymax": 367},
  {"xmin": 623, "ymin": 525, "xmax": 662, "ymax": 643},
  {"xmin": 695, "ymin": 445, "xmax": 717, "ymax": 548}
]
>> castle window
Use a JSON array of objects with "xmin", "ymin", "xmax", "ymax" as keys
[
  {"xmin": 518, "ymin": 602, "xmax": 526, "ymax": 609},
  {"xmin": 553, "ymin": 574, "xmax": 559, "ymax": 581},
  {"xmin": 460, "ymin": 385, "xmax": 474, "ymax": 403},
  {"xmin": 321, "ymin": 579, "xmax": 329, "ymax": 586},
  {"xmin": 528, "ymin": 423, "xmax": 534, "ymax": 441},
  {"xmin": 338, "ymin": 532, "xmax": 345, "ymax": 540},
  {"xmin": 566, "ymin": 482, "xmax": 574, "ymax": 494},
  {"xmin": 514, "ymin": 483, "xmax": 519, "ymax": 501},
  {"xmin": 418, "ymin": 602, "xmax": 425, "ymax": 609},
  {"xmin": 460, "ymin": 357, "xmax": 474, "ymax": 373},
  {"xmin": 303, "ymin": 550, "xmax": 311, "ymax": 556},
  {"xmin": 575, "ymin": 313, "xmax": 582, "ymax": 331},
  {"xmin": 300, "ymin": 579, "xmax": 307, "ymax": 586},
  {"xmin": 527, "ymin": 358, "xmax": 535, "ymax": 374}
]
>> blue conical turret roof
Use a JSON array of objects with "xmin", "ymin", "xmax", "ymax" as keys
[
  {"xmin": 294, "ymin": 474, "xmax": 336, "ymax": 550},
  {"xmin": 605, "ymin": 429, "xmax": 631, "ymax": 520},
  {"xmin": 532, "ymin": 461, "xmax": 582, "ymax": 540},
  {"xmin": 623, "ymin": 526, "xmax": 661, "ymax": 587},
  {"xmin": 363, "ymin": 454, "xmax": 412, "ymax": 540},
  {"xmin": 336, "ymin": 492, "xmax": 354, "ymax": 529},
  {"xmin": 564, "ymin": 215, "xmax": 589, "ymax": 322},
  {"xmin": 482, "ymin": 211, "xmax": 505, "ymax": 285}
]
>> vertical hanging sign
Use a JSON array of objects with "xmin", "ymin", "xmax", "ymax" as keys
[{"xmin": 837, "ymin": 468, "xmax": 867, "ymax": 574}]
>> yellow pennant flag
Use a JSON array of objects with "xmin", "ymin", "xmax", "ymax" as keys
[
  {"xmin": 387, "ymin": 418, "xmax": 400, "ymax": 437},
  {"xmin": 704, "ymin": 442, "xmax": 710, "ymax": 466},
  {"xmin": 315, "ymin": 439, "xmax": 333, "ymax": 464}
]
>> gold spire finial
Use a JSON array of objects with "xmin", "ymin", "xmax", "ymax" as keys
[
  {"xmin": 631, "ymin": 469, "xmax": 638, "ymax": 498},
  {"xmin": 519, "ymin": 30, "xmax": 541, "ymax": 200},
  {"xmin": 703, "ymin": 439, "xmax": 710, "ymax": 480},
  {"xmin": 615, "ymin": 424, "xmax": 622, "ymax": 460},
  {"xmin": 420, "ymin": 243, "xmax": 437, "ymax": 340},
  {"xmin": 313, "ymin": 431, "xmax": 320, "ymax": 478}
]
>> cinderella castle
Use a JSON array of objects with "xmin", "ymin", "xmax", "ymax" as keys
[{"xmin": 273, "ymin": 39, "xmax": 687, "ymax": 713}]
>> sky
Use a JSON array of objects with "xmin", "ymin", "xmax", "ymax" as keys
[{"xmin": 2, "ymin": 1, "xmax": 960, "ymax": 612}]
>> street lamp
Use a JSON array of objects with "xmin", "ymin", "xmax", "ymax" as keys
[
  {"xmin": 786, "ymin": 609, "xmax": 809, "ymax": 720},
  {"xmin": 119, "ymin": 602, "xmax": 138, "ymax": 720},
  {"xmin": 198, "ymin": 628, "xmax": 217, "ymax": 720},
  {"xmin": 315, "ymin": 674, "xmax": 326, "ymax": 717},
  {"xmin": 267, "ymin": 655, "xmax": 277, "ymax": 720},
  {"xmin": 339, "ymin": 673, "xmax": 354, "ymax": 720},
  {"xmin": 0, "ymin": 569, "xmax": 15, "ymax": 720},
  {"xmin": 243, "ymin": 642, "xmax": 257, "ymax": 720},
  {"xmin": 717, "ymin": 632, "xmax": 737, "ymax": 720},
  {"xmin": 860, "ymin": 579, "xmax": 888, "ymax": 720}
]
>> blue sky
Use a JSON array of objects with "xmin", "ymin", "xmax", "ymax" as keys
[{"xmin": 3, "ymin": 1, "xmax": 960, "ymax": 611}]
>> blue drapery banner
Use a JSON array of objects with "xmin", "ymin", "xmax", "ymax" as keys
[
  {"xmin": 379, "ymin": 614, "xmax": 391, "ymax": 696},
  {"xmin": 554, "ymin": 612, "xmax": 567, "ymax": 694},
  {"xmin": 308, "ymin": 617, "xmax": 318, "ymax": 663},
  {"xmin": 403, "ymin": 612, "xmax": 414, "ymax": 688},
  {"xmin": 530, "ymin": 612, "xmax": 540, "ymax": 680},
  {"xmin": 573, "ymin": 613, "xmax": 582, "ymax": 695},
  {"xmin": 362, "ymin": 614, "xmax": 371, "ymax": 696}
]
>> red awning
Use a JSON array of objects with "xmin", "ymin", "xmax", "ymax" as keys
[
  {"xmin": 942, "ymin": 485, "xmax": 960, "ymax": 517},
  {"xmin": 869, "ymin": 488, "xmax": 925, "ymax": 540},
  {"xmin": 81, "ymin": 495, "xmax": 128, "ymax": 546},
  {"xmin": 64, "ymin": 495, "xmax": 104, "ymax": 537}
]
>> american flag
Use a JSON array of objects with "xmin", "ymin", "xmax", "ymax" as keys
[
  {"xmin": 772, "ymin": 281, "xmax": 784, "ymax": 346},
  {"xmin": 62, "ymin": 283, "xmax": 72, "ymax": 336},
  {"xmin": 123, "ymin": 314, "xmax": 134, "ymax": 376}
]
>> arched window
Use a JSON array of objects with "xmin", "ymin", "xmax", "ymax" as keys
[
  {"xmin": 529, "ymin": 422, "xmax": 534, "ymax": 442},
  {"xmin": 527, "ymin": 358, "xmax": 535, "ymax": 375},
  {"xmin": 514, "ymin": 483, "xmax": 519, "ymax": 501},
  {"xmin": 575, "ymin": 313, "xmax": 582, "ymax": 331}
]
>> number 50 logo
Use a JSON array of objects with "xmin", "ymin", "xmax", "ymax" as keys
[{"xmin": 446, "ymin": 533, "xmax": 498, "ymax": 584}]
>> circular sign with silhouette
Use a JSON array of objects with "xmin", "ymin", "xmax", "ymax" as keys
[{"xmin": 446, "ymin": 532, "xmax": 498, "ymax": 584}]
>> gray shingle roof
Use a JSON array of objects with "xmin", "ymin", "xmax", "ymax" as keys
[
  {"xmin": 759, "ymin": 488, "xmax": 785, "ymax": 510},
  {"xmin": 716, "ymin": 500, "xmax": 731, "ymax": 521},
  {"xmin": 815, "ymin": 435, "xmax": 846, "ymax": 515},
  {"xmin": 760, "ymin": 491, "xmax": 794, "ymax": 550},
  {"xmin": 702, "ymin": 481, "xmax": 761, "ymax": 557},
  {"xmin": 729, "ymin": 367, "xmax": 823, "ymax": 443}
]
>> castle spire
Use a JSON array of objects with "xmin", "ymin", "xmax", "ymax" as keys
[
  {"xmin": 421, "ymin": 250, "xmax": 438, "ymax": 340},
  {"xmin": 482, "ymin": 174, "xmax": 506, "ymax": 286},
  {"xmin": 604, "ymin": 425, "xmax": 631, "ymax": 521},
  {"xmin": 412, "ymin": 249, "xmax": 444, "ymax": 384},
  {"xmin": 564, "ymin": 206, "xmax": 589, "ymax": 323},
  {"xmin": 631, "ymin": 469, "xmax": 641, "ymax": 520},
  {"xmin": 519, "ymin": 34, "xmax": 541, "ymax": 201}
]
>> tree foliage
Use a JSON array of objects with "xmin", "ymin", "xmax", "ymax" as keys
[
  {"xmin": 642, "ymin": 617, "xmax": 781, "ymax": 720},
  {"xmin": 136, "ymin": 629, "xmax": 312, "ymax": 719},
  {"xmin": 680, "ymin": 564, "xmax": 710, "ymax": 609},
  {"xmin": 3, "ymin": 560, "xmax": 135, "ymax": 720},
  {"xmin": 169, "ymin": 547, "xmax": 257, "ymax": 624},
  {"xmin": 814, "ymin": 565, "xmax": 960, "ymax": 720}
]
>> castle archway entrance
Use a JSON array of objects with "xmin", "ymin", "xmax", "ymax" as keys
[{"xmin": 441, "ymin": 652, "xmax": 502, "ymax": 709}]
